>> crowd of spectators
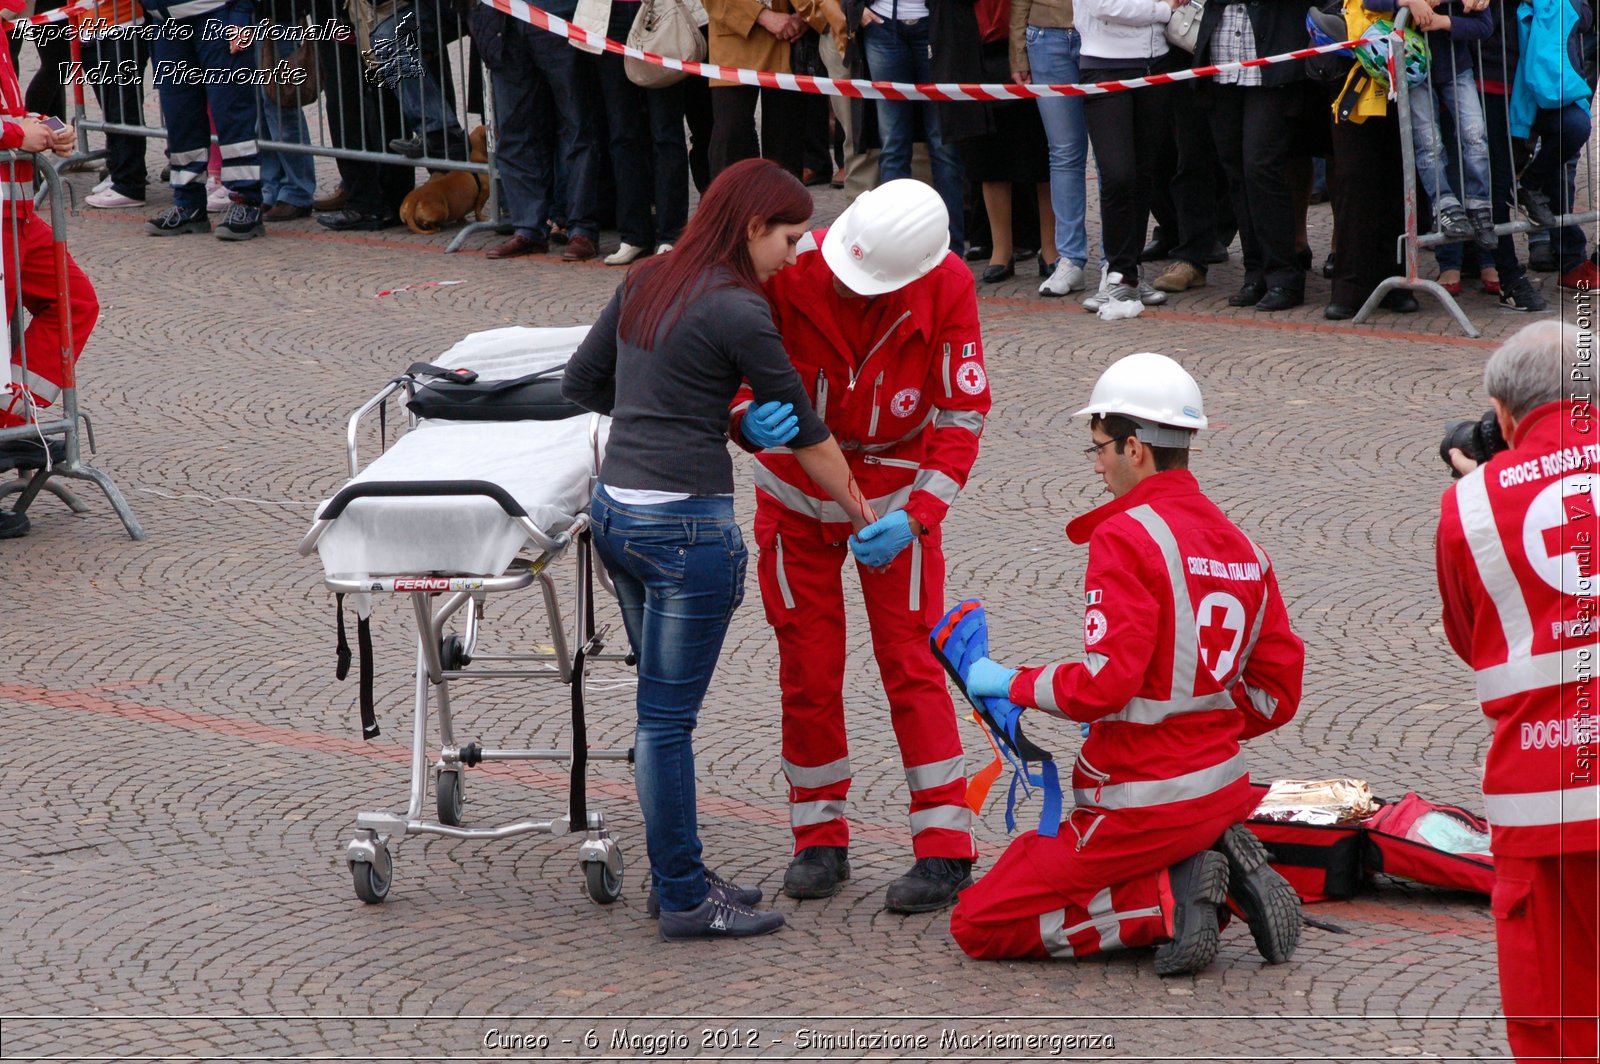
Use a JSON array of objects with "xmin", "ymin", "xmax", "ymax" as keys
[{"xmin": 10, "ymin": 0, "xmax": 1597, "ymax": 316}]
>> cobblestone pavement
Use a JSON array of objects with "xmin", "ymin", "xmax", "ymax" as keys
[{"xmin": 0, "ymin": 153, "xmax": 1591, "ymax": 1064}]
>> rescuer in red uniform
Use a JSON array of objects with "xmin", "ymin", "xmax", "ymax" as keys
[
  {"xmin": 1437, "ymin": 320, "xmax": 1600, "ymax": 1063},
  {"xmin": 730, "ymin": 179, "xmax": 988, "ymax": 913},
  {"xmin": 949, "ymin": 352, "xmax": 1305, "ymax": 973}
]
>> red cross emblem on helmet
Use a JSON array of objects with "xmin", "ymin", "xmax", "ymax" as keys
[{"xmin": 850, "ymin": 243, "xmax": 865, "ymax": 260}]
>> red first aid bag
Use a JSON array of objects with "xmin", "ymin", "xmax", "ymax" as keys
[
  {"xmin": 1245, "ymin": 784, "xmax": 1368, "ymax": 902},
  {"xmin": 1362, "ymin": 791, "xmax": 1495, "ymax": 895}
]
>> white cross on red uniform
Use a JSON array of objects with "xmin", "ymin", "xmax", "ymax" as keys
[
  {"xmin": 1543, "ymin": 493, "xmax": 1598, "ymax": 579},
  {"xmin": 1198, "ymin": 603, "xmax": 1238, "ymax": 671}
]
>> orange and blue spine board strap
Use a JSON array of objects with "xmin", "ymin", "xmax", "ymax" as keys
[{"xmin": 931, "ymin": 599, "xmax": 1063, "ymax": 837}]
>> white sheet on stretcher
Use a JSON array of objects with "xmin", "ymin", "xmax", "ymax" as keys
[{"xmin": 312, "ymin": 325, "xmax": 608, "ymax": 579}]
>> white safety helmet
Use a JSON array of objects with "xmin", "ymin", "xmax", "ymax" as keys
[
  {"xmin": 1073, "ymin": 352, "xmax": 1208, "ymax": 448},
  {"xmin": 821, "ymin": 179, "xmax": 951, "ymax": 296}
]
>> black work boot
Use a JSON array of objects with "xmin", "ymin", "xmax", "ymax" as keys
[
  {"xmin": 782, "ymin": 846, "xmax": 849, "ymax": 900},
  {"xmin": 0, "ymin": 508, "xmax": 29, "ymax": 539},
  {"xmin": 1153, "ymin": 849, "xmax": 1229, "ymax": 976},
  {"xmin": 1212, "ymin": 823, "xmax": 1302, "ymax": 963},
  {"xmin": 884, "ymin": 856, "xmax": 973, "ymax": 914},
  {"xmin": 647, "ymin": 868, "xmax": 762, "ymax": 919}
]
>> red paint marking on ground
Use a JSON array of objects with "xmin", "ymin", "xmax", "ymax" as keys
[
  {"xmin": 0, "ymin": 681, "xmax": 903, "ymax": 842},
  {"xmin": 1319, "ymin": 896, "xmax": 1493, "ymax": 938}
]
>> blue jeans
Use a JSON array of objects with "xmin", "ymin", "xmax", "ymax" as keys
[
  {"xmin": 374, "ymin": 6, "xmax": 463, "ymax": 139},
  {"xmin": 862, "ymin": 18, "xmax": 965, "ymax": 252},
  {"xmin": 1025, "ymin": 25, "xmax": 1088, "ymax": 267},
  {"xmin": 258, "ymin": 91, "xmax": 316, "ymax": 209},
  {"xmin": 1409, "ymin": 67, "xmax": 1490, "ymax": 213},
  {"xmin": 591, "ymin": 486, "xmax": 747, "ymax": 913}
]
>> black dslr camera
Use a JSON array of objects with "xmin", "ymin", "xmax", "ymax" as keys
[{"xmin": 1439, "ymin": 409, "xmax": 1509, "ymax": 477}]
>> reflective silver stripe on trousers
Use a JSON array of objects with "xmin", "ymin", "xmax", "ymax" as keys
[
  {"xmin": 1072, "ymin": 752, "xmax": 1247, "ymax": 811},
  {"xmin": 168, "ymin": 147, "xmax": 209, "ymax": 165},
  {"xmin": 791, "ymin": 798, "xmax": 846, "ymax": 828},
  {"xmin": 218, "ymin": 139, "xmax": 259, "ymax": 159},
  {"xmin": 754, "ymin": 463, "xmax": 911, "ymax": 524},
  {"xmin": 171, "ymin": 170, "xmax": 206, "ymax": 186},
  {"xmin": 905, "ymin": 753, "xmax": 966, "ymax": 793},
  {"xmin": 773, "ymin": 533, "xmax": 796, "ymax": 609},
  {"xmin": 911, "ymin": 468, "xmax": 961, "ymax": 506},
  {"xmin": 934, "ymin": 408, "xmax": 985, "ymax": 435},
  {"xmin": 219, "ymin": 165, "xmax": 261, "ymax": 183},
  {"xmin": 1038, "ymin": 889, "xmax": 1161, "ymax": 958},
  {"xmin": 1484, "ymin": 784, "xmax": 1600, "ymax": 828},
  {"xmin": 10, "ymin": 366, "xmax": 61, "ymax": 404},
  {"xmin": 910, "ymin": 803, "xmax": 973, "ymax": 835},
  {"xmin": 731, "ymin": 399, "xmax": 751, "ymax": 418},
  {"xmin": 908, "ymin": 538, "xmax": 922, "ymax": 611},
  {"xmin": 783, "ymin": 755, "xmax": 851, "ymax": 790}
]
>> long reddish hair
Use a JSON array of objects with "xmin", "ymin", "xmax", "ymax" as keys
[{"xmin": 618, "ymin": 158, "xmax": 813, "ymax": 349}]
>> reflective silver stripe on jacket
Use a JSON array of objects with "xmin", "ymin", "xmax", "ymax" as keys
[
  {"xmin": 791, "ymin": 798, "xmax": 846, "ymax": 828},
  {"xmin": 1032, "ymin": 663, "xmax": 1068, "ymax": 715},
  {"xmin": 905, "ymin": 753, "xmax": 966, "ymax": 793},
  {"xmin": 0, "ymin": 181, "xmax": 33, "ymax": 201},
  {"xmin": 1483, "ymin": 784, "xmax": 1600, "ymax": 827},
  {"xmin": 783, "ymin": 755, "xmax": 851, "ymax": 790},
  {"xmin": 935, "ymin": 408, "xmax": 985, "ymax": 436},
  {"xmin": 911, "ymin": 468, "xmax": 960, "ymax": 505},
  {"xmin": 754, "ymin": 463, "xmax": 911, "ymax": 523},
  {"xmin": 909, "ymin": 803, "xmax": 972, "ymax": 835},
  {"xmin": 1235, "ymin": 538, "xmax": 1278, "ymax": 718},
  {"xmin": 1072, "ymin": 752, "xmax": 1247, "ymax": 811},
  {"xmin": 1453, "ymin": 468, "xmax": 1600, "ymax": 699}
]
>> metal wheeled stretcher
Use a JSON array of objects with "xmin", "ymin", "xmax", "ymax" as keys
[{"xmin": 297, "ymin": 326, "xmax": 634, "ymax": 906}]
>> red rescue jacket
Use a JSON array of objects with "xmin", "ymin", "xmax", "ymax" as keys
[
  {"xmin": 1006, "ymin": 470, "xmax": 1306, "ymax": 828},
  {"xmin": 731, "ymin": 228, "xmax": 990, "ymax": 540},
  {"xmin": 1437, "ymin": 400, "xmax": 1600, "ymax": 858},
  {"xmin": 0, "ymin": 21, "xmax": 35, "ymax": 219}
]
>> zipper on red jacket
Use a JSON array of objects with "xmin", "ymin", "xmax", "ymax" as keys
[
  {"xmin": 814, "ymin": 370, "xmax": 829, "ymax": 420},
  {"xmin": 1077, "ymin": 750, "xmax": 1112, "ymax": 806},
  {"xmin": 866, "ymin": 372, "xmax": 885, "ymax": 436},
  {"xmin": 846, "ymin": 311, "xmax": 912, "ymax": 393}
]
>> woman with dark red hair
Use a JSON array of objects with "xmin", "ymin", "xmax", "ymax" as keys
[{"xmin": 562, "ymin": 158, "xmax": 875, "ymax": 942}]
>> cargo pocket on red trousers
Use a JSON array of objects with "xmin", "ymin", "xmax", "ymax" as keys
[
  {"xmin": 755, "ymin": 522, "xmax": 798, "ymax": 628},
  {"xmin": 1491, "ymin": 871, "xmax": 1549, "ymax": 1025}
]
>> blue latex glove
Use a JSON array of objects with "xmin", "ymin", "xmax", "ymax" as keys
[
  {"xmin": 1080, "ymin": 722, "xmax": 1092, "ymax": 739},
  {"xmin": 741, "ymin": 400, "xmax": 799, "ymax": 449},
  {"xmin": 965, "ymin": 656, "xmax": 1019, "ymax": 701},
  {"xmin": 849, "ymin": 510, "xmax": 917, "ymax": 567}
]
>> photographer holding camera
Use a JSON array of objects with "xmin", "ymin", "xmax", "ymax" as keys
[{"xmin": 1434, "ymin": 319, "xmax": 1598, "ymax": 1063}]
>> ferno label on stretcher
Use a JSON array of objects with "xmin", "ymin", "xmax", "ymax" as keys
[{"xmin": 367, "ymin": 577, "xmax": 486, "ymax": 592}]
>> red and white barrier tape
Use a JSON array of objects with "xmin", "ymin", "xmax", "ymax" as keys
[
  {"xmin": 13, "ymin": 0, "xmax": 101, "ymax": 27},
  {"xmin": 483, "ymin": 0, "xmax": 1368, "ymax": 100}
]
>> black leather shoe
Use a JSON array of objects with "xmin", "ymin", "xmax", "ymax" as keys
[
  {"xmin": 964, "ymin": 244, "xmax": 991, "ymax": 262},
  {"xmin": 782, "ymin": 846, "xmax": 850, "ymax": 899},
  {"xmin": 317, "ymin": 208, "xmax": 400, "ymax": 232},
  {"xmin": 0, "ymin": 508, "xmax": 29, "ymax": 539},
  {"xmin": 388, "ymin": 132, "xmax": 425, "ymax": 158},
  {"xmin": 884, "ymin": 856, "xmax": 974, "ymax": 914},
  {"xmin": 1141, "ymin": 235, "xmax": 1174, "ymax": 262},
  {"xmin": 1228, "ymin": 281, "xmax": 1267, "ymax": 307},
  {"xmin": 1153, "ymin": 849, "xmax": 1228, "ymax": 975},
  {"xmin": 1212, "ymin": 824, "xmax": 1301, "ymax": 964},
  {"xmin": 1254, "ymin": 286, "xmax": 1304, "ymax": 312},
  {"xmin": 1380, "ymin": 290, "xmax": 1420, "ymax": 313},
  {"xmin": 980, "ymin": 262, "xmax": 1015, "ymax": 283},
  {"xmin": 1324, "ymin": 302, "xmax": 1357, "ymax": 320},
  {"xmin": 1321, "ymin": 252, "xmax": 1336, "ymax": 279},
  {"xmin": 1294, "ymin": 247, "xmax": 1313, "ymax": 272}
]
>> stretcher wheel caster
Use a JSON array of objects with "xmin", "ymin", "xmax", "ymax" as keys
[
  {"xmin": 436, "ymin": 768, "xmax": 465, "ymax": 826},
  {"xmin": 441, "ymin": 633, "xmax": 471, "ymax": 671},
  {"xmin": 584, "ymin": 859, "xmax": 623, "ymax": 904},
  {"xmin": 351, "ymin": 853, "xmax": 392, "ymax": 904}
]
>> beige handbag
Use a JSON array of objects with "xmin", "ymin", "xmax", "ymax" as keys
[
  {"xmin": 625, "ymin": 0, "xmax": 707, "ymax": 87},
  {"xmin": 1164, "ymin": 0, "xmax": 1206, "ymax": 53},
  {"xmin": 570, "ymin": 0, "xmax": 612, "ymax": 54}
]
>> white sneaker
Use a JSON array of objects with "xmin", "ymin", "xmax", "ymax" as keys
[
  {"xmin": 1081, "ymin": 269, "xmax": 1114, "ymax": 312},
  {"xmin": 604, "ymin": 242, "xmax": 649, "ymax": 266},
  {"xmin": 1137, "ymin": 273, "xmax": 1168, "ymax": 306},
  {"xmin": 1039, "ymin": 259, "xmax": 1086, "ymax": 297},
  {"xmin": 655, "ymin": 243, "xmax": 673, "ymax": 256},
  {"xmin": 85, "ymin": 187, "xmax": 144, "ymax": 209},
  {"xmin": 206, "ymin": 177, "xmax": 230, "ymax": 212},
  {"xmin": 1103, "ymin": 272, "xmax": 1142, "ymax": 304},
  {"xmin": 91, "ymin": 175, "xmax": 113, "ymax": 194}
]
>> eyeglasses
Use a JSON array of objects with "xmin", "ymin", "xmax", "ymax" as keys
[{"xmin": 1082, "ymin": 437, "xmax": 1119, "ymax": 460}]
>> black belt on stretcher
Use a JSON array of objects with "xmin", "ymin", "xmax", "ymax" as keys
[{"xmin": 335, "ymin": 593, "xmax": 378, "ymax": 740}]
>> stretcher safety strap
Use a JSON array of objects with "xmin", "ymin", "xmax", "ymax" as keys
[
  {"xmin": 334, "ymin": 594, "xmax": 380, "ymax": 740},
  {"xmin": 481, "ymin": 0, "xmax": 1374, "ymax": 101}
]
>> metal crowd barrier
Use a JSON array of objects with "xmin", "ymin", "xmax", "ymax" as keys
[
  {"xmin": 1360, "ymin": 5, "xmax": 1599, "ymax": 337},
  {"xmin": 0, "ymin": 150, "xmax": 143, "ymax": 539},
  {"xmin": 56, "ymin": 0, "xmax": 503, "ymax": 253}
]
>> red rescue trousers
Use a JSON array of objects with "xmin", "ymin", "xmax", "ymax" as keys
[
  {"xmin": 1, "ymin": 213, "xmax": 99, "ymax": 429},
  {"xmin": 951, "ymin": 794, "xmax": 1248, "ymax": 960},
  {"xmin": 756, "ymin": 506, "xmax": 975, "ymax": 860},
  {"xmin": 1493, "ymin": 852, "xmax": 1599, "ymax": 1063}
]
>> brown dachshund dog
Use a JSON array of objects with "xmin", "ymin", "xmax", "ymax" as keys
[{"xmin": 399, "ymin": 125, "xmax": 490, "ymax": 235}]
